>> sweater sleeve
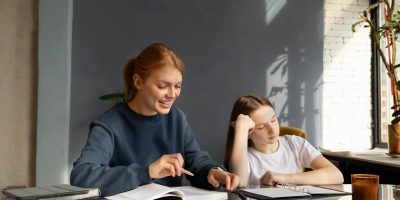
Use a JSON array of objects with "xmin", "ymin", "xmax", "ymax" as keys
[
  {"xmin": 70, "ymin": 123, "xmax": 152, "ymax": 196},
  {"xmin": 180, "ymin": 115, "xmax": 219, "ymax": 190}
]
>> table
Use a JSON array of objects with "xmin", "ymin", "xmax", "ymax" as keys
[
  {"xmin": 321, "ymin": 149, "xmax": 400, "ymax": 184},
  {"xmin": 228, "ymin": 184, "xmax": 400, "ymax": 200}
]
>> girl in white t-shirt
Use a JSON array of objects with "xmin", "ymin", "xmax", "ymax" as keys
[{"xmin": 224, "ymin": 94, "xmax": 343, "ymax": 187}]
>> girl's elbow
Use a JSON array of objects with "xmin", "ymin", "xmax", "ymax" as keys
[
  {"xmin": 337, "ymin": 171, "xmax": 344, "ymax": 184},
  {"xmin": 333, "ymin": 168, "xmax": 344, "ymax": 184}
]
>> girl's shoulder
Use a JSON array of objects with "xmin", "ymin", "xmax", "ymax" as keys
[
  {"xmin": 279, "ymin": 135, "xmax": 308, "ymax": 152},
  {"xmin": 280, "ymin": 134, "xmax": 306, "ymax": 144}
]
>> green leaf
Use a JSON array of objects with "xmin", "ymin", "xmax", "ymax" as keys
[
  {"xmin": 392, "ymin": 110, "xmax": 400, "ymax": 117},
  {"xmin": 99, "ymin": 93, "xmax": 124, "ymax": 101},
  {"xmin": 397, "ymin": 81, "xmax": 400, "ymax": 91},
  {"xmin": 391, "ymin": 104, "xmax": 400, "ymax": 109},
  {"xmin": 391, "ymin": 117, "xmax": 400, "ymax": 125}
]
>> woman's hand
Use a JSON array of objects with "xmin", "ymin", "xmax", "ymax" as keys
[
  {"xmin": 259, "ymin": 171, "xmax": 288, "ymax": 186},
  {"xmin": 207, "ymin": 168, "xmax": 240, "ymax": 191},
  {"xmin": 234, "ymin": 114, "xmax": 256, "ymax": 137},
  {"xmin": 149, "ymin": 153, "xmax": 184, "ymax": 179}
]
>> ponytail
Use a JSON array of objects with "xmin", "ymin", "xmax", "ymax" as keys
[{"xmin": 123, "ymin": 57, "xmax": 137, "ymax": 102}]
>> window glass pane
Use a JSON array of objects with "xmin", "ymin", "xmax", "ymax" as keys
[{"xmin": 379, "ymin": 0, "xmax": 400, "ymax": 144}]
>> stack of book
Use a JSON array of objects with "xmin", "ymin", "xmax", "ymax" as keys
[{"xmin": 2, "ymin": 184, "xmax": 100, "ymax": 200}]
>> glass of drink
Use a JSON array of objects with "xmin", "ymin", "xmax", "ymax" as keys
[{"xmin": 351, "ymin": 174, "xmax": 379, "ymax": 200}]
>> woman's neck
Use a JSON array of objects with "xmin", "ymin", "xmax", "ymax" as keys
[
  {"xmin": 127, "ymin": 98, "xmax": 157, "ymax": 116},
  {"xmin": 253, "ymin": 140, "xmax": 280, "ymax": 154}
]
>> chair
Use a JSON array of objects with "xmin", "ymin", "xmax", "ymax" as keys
[{"xmin": 279, "ymin": 126, "xmax": 307, "ymax": 140}]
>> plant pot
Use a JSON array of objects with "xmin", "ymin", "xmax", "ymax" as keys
[{"xmin": 388, "ymin": 124, "xmax": 400, "ymax": 154}]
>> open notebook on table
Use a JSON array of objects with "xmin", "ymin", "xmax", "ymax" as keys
[
  {"xmin": 106, "ymin": 183, "xmax": 227, "ymax": 200},
  {"xmin": 235, "ymin": 184, "xmax": 350, "ymax": 199}
]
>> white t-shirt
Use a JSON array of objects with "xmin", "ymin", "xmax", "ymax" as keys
[{"xmin": 247, "ymin": 135, "xmax": 321, "ymax": 186}]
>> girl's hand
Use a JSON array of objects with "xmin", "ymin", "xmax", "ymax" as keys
[
  {"xmin": 259, "ymin": 171, "xmax": 288, "ymax": 186},
  {"xmin": 149, "ymin": 153, "xmax": 184, "ymax": 179},
  {"xmin": 233, "ymin": 114, "xmax": 256, "ymax": 136}
]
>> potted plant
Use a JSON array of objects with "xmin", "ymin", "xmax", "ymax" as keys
[
  {"xmin": 352, "ymin": 0, "xmax": 400, "ymax": 154},
  {"xmin": 99, "ymin": 93, "xmax": 125, "ymax": 102}
]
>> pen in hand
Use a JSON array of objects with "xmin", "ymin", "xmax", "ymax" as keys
[{"xmin": 181, "ymin": 168, "xmax": 194, "ymax": 176}]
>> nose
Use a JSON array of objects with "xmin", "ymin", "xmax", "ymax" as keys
[
  {"xmin": 166, "ymin": 87, "xmax": 177, "ymax": 99},
  {"xmin": 265, "ymin": 123, "xmax": 274, "ymax": 134}
]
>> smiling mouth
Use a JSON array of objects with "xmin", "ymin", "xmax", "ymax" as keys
[{"xmin": 159, "ymin": 100, "xmax": 173, "ymax": 108}]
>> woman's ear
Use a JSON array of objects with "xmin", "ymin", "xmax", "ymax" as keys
[{"xmin": 133, "ymin": 74, "xmax": 143, "ymax": 90}]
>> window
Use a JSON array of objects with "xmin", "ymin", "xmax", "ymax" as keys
[{"xmin": 374, "ymin": 0, "xmax": 400, "ymax": 147}]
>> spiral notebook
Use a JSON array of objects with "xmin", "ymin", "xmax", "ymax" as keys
[{"xmin": 235, "ymin": 184, "xmax": 350, "ymax": 199}]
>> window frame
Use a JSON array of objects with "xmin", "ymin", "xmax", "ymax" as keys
[{"xmin": 371, "ymin": 0, "xmax": 389, "ymax": 148}]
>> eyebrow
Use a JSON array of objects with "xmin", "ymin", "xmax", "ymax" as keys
[{"xmin": 156, "ymin": 80, "xmax": 183, "ymax": 85}]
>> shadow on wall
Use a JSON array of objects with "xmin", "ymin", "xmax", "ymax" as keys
[
  {"xmin": 263, "ymin": 0, "xmax": 323, "ymax": 146},
  {"xmin": 69, "ymin": 0, "xmax": 324, "ymax": 168}
]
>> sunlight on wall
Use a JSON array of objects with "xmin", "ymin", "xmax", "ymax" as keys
[
  {"xmin": 322, "ymin": 0, "xmax": 372, "ymax": 151},
  {"xmin": 264, "ymin": 0, "xmax": 287, "ymax": 25},
  {"xmin": 266, "ymin": 51, "xmax": 289, "ymax": 123}
]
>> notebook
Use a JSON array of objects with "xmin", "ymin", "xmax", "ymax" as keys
[
  {"xmin": 2, "ymin": 184, "xmax": 100, "ymax": 200},
  {"xmin": 235, "ymin": 185, "xmax": 350, "ymax": 199}
]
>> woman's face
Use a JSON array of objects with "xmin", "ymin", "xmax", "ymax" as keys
[
  {"xmin": 248, "ymin": 105, "xmax": 280, "ymax": 145},
  {"xmin": 134, "ymin": 65, "xmax": 182, "ymax": 115}
]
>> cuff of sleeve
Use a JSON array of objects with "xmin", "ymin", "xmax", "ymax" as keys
[
  {"xmin": 129, "ymin": 164, "xmax": 152, "ymax": 187},
  {"xmin": 142, "ymin": 165, "xmax": 152, "ymax": 183}
]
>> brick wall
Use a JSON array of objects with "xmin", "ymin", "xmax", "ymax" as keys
[{"xmin": 323, "ymin": 0, "xmax": 372, "ymax": 150}]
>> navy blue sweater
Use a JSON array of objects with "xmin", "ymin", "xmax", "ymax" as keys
[{"xmin": 70, "ymin": 103, "xmax": 218, "ymax": 196}]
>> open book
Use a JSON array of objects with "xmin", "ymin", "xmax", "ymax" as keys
[
  {"xmin": 235, "ymin": 185, "xmax": 350, "ymax": 199},
  {"xmin": 106, "ymin": 183, "xmax": 227, "ymax": 200}
]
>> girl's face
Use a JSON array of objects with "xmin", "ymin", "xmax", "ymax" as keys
[
  {"xmin": 134, "ymin": 65, "xmax": 182, "ymax": 115},
  {"xmin": 248, "ymin": 105, "xmax": 280, "ymax": 146}
]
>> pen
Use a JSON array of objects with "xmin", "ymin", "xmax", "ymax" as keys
[
  {"xmin": 181, "ymin": 168, "xmax": 194, "ymax": 176},
  {"xmin": 234, "ymin": 191, "xmax": 247, "ymax": 200}
]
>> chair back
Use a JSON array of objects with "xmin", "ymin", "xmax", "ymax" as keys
[{"xmin": 279, "ymin": 126, "xmax": 307, "ymax": 140}]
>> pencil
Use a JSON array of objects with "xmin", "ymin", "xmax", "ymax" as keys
[{"xmin": 181, "ymin": 168, "xmax": 194, "ymax": 176}]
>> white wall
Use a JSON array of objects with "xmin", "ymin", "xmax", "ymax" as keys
[{"xmin": 323, "ymin": 0, "xmax": 372, "ymax": 150}]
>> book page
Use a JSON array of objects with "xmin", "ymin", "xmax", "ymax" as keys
[
  {"xmin": 106, "ymin": 183, "xmax": 184, "ymax": 200},
  {"xmin": 174, "ymin": 186, "xmax": 227, "ymax": 200}
]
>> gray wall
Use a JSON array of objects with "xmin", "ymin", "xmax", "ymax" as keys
[{"xmin": 69, "ymin": 0, "xmax": 324, "ymax": 171}]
